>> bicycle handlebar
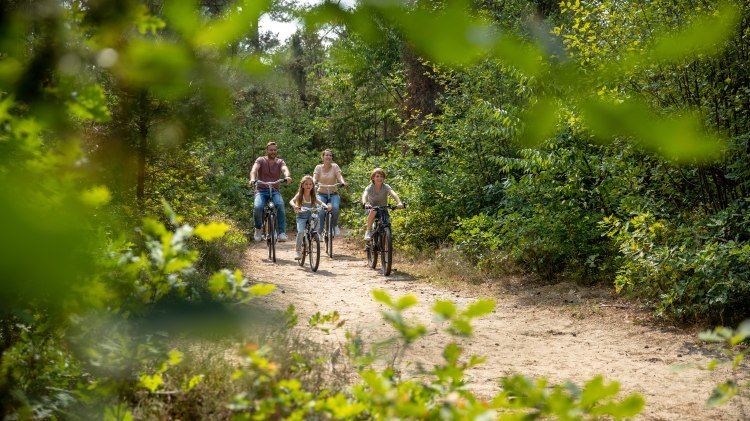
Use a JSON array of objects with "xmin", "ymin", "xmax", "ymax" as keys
[
  {"xmin": 362, "ymin": 204, "xmax": 405, "ymax": 210},
  {"xmin": 252, "ymin": 179, "xmax": 289, "ymax": 188}
]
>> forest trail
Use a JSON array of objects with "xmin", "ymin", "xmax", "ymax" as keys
[{"xmin": 244, "ymin": 230, "xmax": 748, "ymax": 420}]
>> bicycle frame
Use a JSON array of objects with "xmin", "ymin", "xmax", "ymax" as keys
[
  {"xmin": 254, "ymin": 179, "xmax": 287, "ymax": 262},
  {"xmin": 316, "ymin": 182, "xmax": 343, "ymax": 258},
  {"xmin": 365, "ymin": 204, "xmax": 399, "ymax": 276},
  {"xmin": 298, "ymin": 206, "xmax": 321, "ymax": 271}
]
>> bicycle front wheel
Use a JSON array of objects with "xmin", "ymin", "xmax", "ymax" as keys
[
  {"xmin": 367, "ymin": 234, "xmax": 377, "ymax": 269},
  {"xmin": 381, "ymin": 227, "xmax": 392, "ymax": 276},
  {"xmin": 266, "ymin": 213, "xmax": 276, "ymax": 262},
  {"xmin": 309, "ymin": 232, "xmax": 320, "ymax": 272}
]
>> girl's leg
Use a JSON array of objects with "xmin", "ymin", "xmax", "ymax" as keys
[{"xmin": 295, "ymin": 217, "xmax": 306, "ymax": 254}]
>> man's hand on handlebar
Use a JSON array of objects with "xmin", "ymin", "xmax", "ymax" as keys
[{"xmin": 284, "ymin": 176, "xmax": 292, "ymax": 184}]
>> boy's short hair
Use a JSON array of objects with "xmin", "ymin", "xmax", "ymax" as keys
[{"xmin": 370, "ymin": 168, "xmax": 386, "ymax": 181}]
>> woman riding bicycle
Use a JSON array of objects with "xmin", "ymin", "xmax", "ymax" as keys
[
  {"xmin": 249, "ymin": 142, "xmax": 292, "ymax": 242},
  {"xmin": 290, "ymin": 176, "xmax": 331, "ymax": 260},
  {"xmin": 313, "ymin": 149, "xmax": 347, "ymax": 236},
  {"xmin": 361, "ymin": 168, "xmax": 403, "ymax": 241}
]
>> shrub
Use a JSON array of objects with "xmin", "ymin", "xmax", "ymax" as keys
[{"xmin": 194, "ymin": 215, "xmax": 248, "ymax": 274}]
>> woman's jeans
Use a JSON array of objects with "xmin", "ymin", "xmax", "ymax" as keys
[
  {"xmin": 295, "ymin": 211, "xmax": 312, "ymax": 250},
  {"xmin": 253, "ymin": 189, "xmax": 286, "ymax": 234},
  {"xmin": 316, "ymin": 192, "xmax": 340, "ymax": 234}
]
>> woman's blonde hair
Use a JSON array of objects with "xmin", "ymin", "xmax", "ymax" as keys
[
  {"xmin": 370, "ymin": 167, "xmax": 386, "ymax": 181},
  {"xmin": 293, "ymin": 175, "xmax": 315, "ymax": 207}
]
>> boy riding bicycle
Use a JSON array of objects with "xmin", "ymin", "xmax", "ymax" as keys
[{"xmin": 361, "ymin": 168, "xmax": 403, "ymax": 240}]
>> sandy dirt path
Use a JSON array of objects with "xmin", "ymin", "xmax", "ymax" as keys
[{"xmin": 245, "ymin": 231, "xmax": 748, "ymax": 420}]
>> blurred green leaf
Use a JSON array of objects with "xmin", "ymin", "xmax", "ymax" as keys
[
  {"xmin": 442, "ymin": 342, "xmax": 461, "ymax": 364},
  {"xmin": 382, "ymin": 0, "xmax": 496, "ymax": 66},
  {"xmin": 167, "ymin": 349, "xmax": 184, "ymax": 366},
  {"xmin": 395, "ymin": 294, "xmax": 417, "ymax": 310},
  {"xmin": 248, "ymin": 283, "xmax": 275, "ymax": 297},
  {"xmin": 80, "ymin": 186, "xmax": 112, "ymax": 208},
  {"xmin": 117, "ymin": 40, "xmax": 194, "ymax": 99},
  {"xmin": 372, "ymin": 289, "xmax": 393, "ymax": 306},
  {"xmin": 580, "ymin": 99, "xmax": 722, "ymax": 162},
  {"xmin": 0, "ymin": 58, "xmax": 23, "ymax": 90},
  {"xmin": 450, "ymin": 318, "xmax": 472, "ymax": 336},
  {"xmin": 209, "ymin": 272, "xmax": 228, "ymax": 294},
  {"xmin": 193, "ymin": 0, "xmax": 271, "ymax": 47},
  {"xmin": 492, "ymin": 33, "xmax": 544, "ymax": 76},
  {"xmin": 142, "ymin": 218, "xmax": 168, "ymax": 237},
  {"xmin": 194, "ymin": 222, "xmax": 229, "ymax": 241},
  {"xmin": 133, "ymin": 3, "xmax": 166, "ymax": 35},
  {"xmin": 580, "ymin": 375, "xmax": 619, "ymax": 408},
  {"xmin": 165, "ymin": 0, "xmax": 200, "ymax": 39},
  {"xmin": 462, "ymin": 299, "xmax": 495, "ymax": 318},
  {"xmin": 707, "ymin": 381, "xmax": 737, "ymax": 408},
  {"xmin": 433, "ymin": 300, "xmax": 457, "ymax": 319},
  {"xmin": 139, "ymin": 374, "xmax": 164, "ymax": 392},
  {"xmin": 649, "ymin": 2, "xmax": 740, "ymax": 64},
  {"xmin": 66, "ymin": 83, "xmax": 111, "ymax": 122},
  {"xmin": 591, "ymin": 394, "xmax": 646, "ymax": 418},
  {"xmin": 519, "ymin": 98, "xmax": 561, "ymax": 147}
]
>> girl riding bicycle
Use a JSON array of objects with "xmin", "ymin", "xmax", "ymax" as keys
[
  {"xmin": 361, "ymin": 168, "xmax": 403, "ymax": 240},
  {"xmin": 290, "ymin": 175, "xmax": 332, "ymax": 260}
]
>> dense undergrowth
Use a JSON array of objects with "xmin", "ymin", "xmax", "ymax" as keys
[{"xmin": 2, "ymin": 0, "xmax": 749, "ymax": 418}]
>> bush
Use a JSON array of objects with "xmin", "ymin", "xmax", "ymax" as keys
[
  {"xmin": 603, "ymin": 210, "xmax": 750, "ymax": 323},
  {"xmin": 194, "ymin": 215, "xmax": 248, "ymax": 274}
]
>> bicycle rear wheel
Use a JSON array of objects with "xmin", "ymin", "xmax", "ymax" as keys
[
  {"xmin": 266, "ymin": 213, "xmax": 276, "ymax": 262},
  {"xmin": 309, "ymin": 232, "xmax": 320, "ymax": 272},
  {"xmin": 381, "ymin": 227, "xmax": 392, "ymax": 276}
]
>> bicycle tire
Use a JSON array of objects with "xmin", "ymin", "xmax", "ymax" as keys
[
  {"xmin": 381, "ymin": 226, "xmax": 392, "ymax": 276},
  {"xmin": 309, "ymin": 232, "xmax": 320, "ymax": 272},
  {"xmin": 298, "ymin": 229, "xmax": 307, "ymax": 267},
  {"xmin": 367, "ymin": 233, "xmax": 378, "ymax": 269},
  {"xmin": 267, "ymin": 213, "xmax": 276, "ymax": 262}
]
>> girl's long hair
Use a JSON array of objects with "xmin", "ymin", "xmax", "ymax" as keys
[{"xmin": 293, "ymin": 175, "xmax": 315, "ymax": 207}]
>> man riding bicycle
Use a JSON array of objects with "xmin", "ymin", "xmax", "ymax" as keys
[{"xmin": 249, "ymin": 142, "xmax": 292, "ymax": 242}]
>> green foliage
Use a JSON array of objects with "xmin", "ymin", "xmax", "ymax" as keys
[
  {"xmin": 699, "ymin": 319, "xmax": 750, "ymax": 408},
  {"xmin": 604, "ymin": 210, "xmax": 750, "ymax": 322},
  {"xmin": 228, "ymin": 290, "xmax": 644, "ymax": 420},
  {"xmin": 194, "ymin": 215, "xmax": 248, "ymax": 274}
]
